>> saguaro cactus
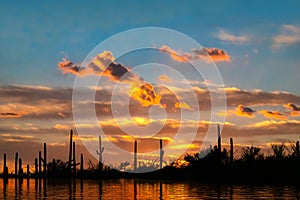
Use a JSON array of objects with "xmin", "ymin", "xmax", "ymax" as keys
[
  {"xmin": 38, "ymin": 151, "xmax": 42, "ymax": 174},
  {"xmin": 3, "ymin": 153, "xmax": 8, "ymax": 177},
  {"xmin": 230, "ymin": 138, "xmax": 234, "ymax": 163},
  {"xmin": 96, "ymin": 135, "xmax": 104, "ymax": 163},
  {"xmin": 68, "ymin": 129, "xmax": 73, "ymax": 173},
  {"xmin": 217, "ymin": 125, "xmax": 221, "ymax": 153},
  {"xmin": 43, "ymin": 143, "xmax": 47, "ymax": 174},
  {"xmin": 134, "ymin": 140, "xmax": 137, "ymax": 171},
  {"xmin": 15, "ymin": 152, "xmax": 18, "ymax": 176},
  {"xmin": 160, "ymin": 139, "xmax": 164, "ymax": 169},
  {"xmin": 18, "ymin": 158, "xmax": 23, "ymax": 176},
  {"xmin": 73, "ymin": 142, "xmax": 76, "ymax": 173}
]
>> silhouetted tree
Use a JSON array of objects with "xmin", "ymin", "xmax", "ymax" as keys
[
  {"xmin": 241, "ymin": 146, "xmax": 263, "ymax": 162},
  {"xmin": 271, "ymin": 143, "xmax": 286, "ymax": 159}
]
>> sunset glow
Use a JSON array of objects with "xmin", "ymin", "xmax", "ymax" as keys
[{"xmin": 1, "ymin": 1, "xmax": 300, "ymax": 172}]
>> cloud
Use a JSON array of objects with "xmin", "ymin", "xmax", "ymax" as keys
[
  {"xmin": 216, "ymin": 29, "xmax": 250, "ymax": 44},
  {"xmin": 59, "ymin": 51, "xmax": 139, "ymax": 82},
  {"xmin": 192, "ymin": 48, "xmax": 231, "ymax": 63},
  {"xmin": 58, "ymin": 58, "xmax": 82, "ymax": 74},
  {"xmin": 175, "ymin": 102, "xmax": 192, "ymax": 110},
  {"xmin": 158, "ymin": 74, "xmax": 172, "ymax": 83},
  {"xmin": 159, "ymin": 45, "xmax": 188, "ymax": 62},
  {"xmin": 284, "ymin": 102, "xmax": 300, "ymax": 116},
  {"xmin": 260, "ymin": 110, "xmax": 287, "ymax": 120},
  {"xmin": 0, "ymin": 112, "xmax": 21, "ymax": 118},
  {"xmin": 251, "ymin": 120, "xmax": 300, "ymax": 128},
  {"xmin": 58, "ymin": 51, "xmax": 161, "ymax": 107},
  {"xmin": 130, "ymin": 83, "xmax": 161, "ymax": 107},
  {"xmin": 234, "ymin": 104, "xmax": 256, "ymax": 118},
  {"xmin": 273, "ymin": 24, "xmax": 300, "ymax": 49},
  {"xmin": 285, "ymin": 102, "xmax": 300, "ymax": 111},
  {"xmin": 225, "ymin": 88, "xmax": 300, "ymax": 107},
  {"xmin": 159, "ymin": 45, "xmax": 231, "ymax": 63}
]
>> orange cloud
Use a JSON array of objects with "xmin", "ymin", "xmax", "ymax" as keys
[
  {"xmin": 235, "ymin": 104, "xmax": 256, "ymax": 118},
  {"xmin": 260, "ymin": 110, "xmax": 287, "ymax": 120},
  {"xmin": 250, "ymin": 120, "xmax": 300, "ymax": 128},
  {"xmin": 175, "ymin": 102, "xmax": 192, "ymax": 110},
  {"xmin": 131, "ymin": 117, "xmax": 152, "ymax": 126},
  {"xmin": 59, "ymin": 51, "xmax": 161, "ymax": 107},
  {"xmin": 284, "ymin": 102, "xmax": 300, "ymax": 116},
  {"xmin": 159, "ymin": 45, "xmax": 187, "ymax": 62},
  {"xmin": 193, "ymin": 47, "xmax": 231, "ymax": 63},
  {"xmin": 58, "ymin": 58, "xmax": 82, "ymax": 75},
  {"xmin": 130, "ymin": 83, "xmax": 161, "ymax": 107},
  {"xmin": 159, "ymin": 45, "xmax": 231, "ymax": 63},
  {"xmin": 58, "ymin": 51, "xmax": 138, "ymax": 81}
]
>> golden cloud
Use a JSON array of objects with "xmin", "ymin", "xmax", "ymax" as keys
[
  {"xmin": 234, "ymin": 104, "xmax": 256, "ymax": 118},
  {"xmin": 260, "ymin": 110, "xmax": 287, "ymax": 120},
  {"xmin": 284, "ymin": 102, "xmax": 300, "ymax": 117}
]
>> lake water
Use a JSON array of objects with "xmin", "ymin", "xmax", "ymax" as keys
[{"xmin": 1, "ymin": 178, "xmax": 300, "ymax": 199}]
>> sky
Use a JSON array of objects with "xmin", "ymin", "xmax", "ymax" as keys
[{"xmin": 1, "ymin": 1, "xmax": 300, "ymax": 170}]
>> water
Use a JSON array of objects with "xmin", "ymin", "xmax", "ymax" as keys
[{"xmin": 1, "ymin": 178, "xmax": 300, "ymax": 199}]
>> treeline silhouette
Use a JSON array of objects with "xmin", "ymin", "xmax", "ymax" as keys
[
  {"xmin": 179, "ymin": 141, "xmax": 300, "ymax": 184},
  {"xmin": 1, "ymin": 128, "xmax": 300, "ymax": 184}
]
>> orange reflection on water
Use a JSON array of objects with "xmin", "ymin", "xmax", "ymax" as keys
[{"xmin": 1, "ymin": 178, "xmax": 300, "ymax": 199}]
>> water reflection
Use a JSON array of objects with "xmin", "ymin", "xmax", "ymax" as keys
[{"xmin": 1, "ymin": 178, "xmax": 300, "ymax": 199}]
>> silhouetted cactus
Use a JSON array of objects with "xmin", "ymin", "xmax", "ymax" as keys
[
  {"xmin": 290, "ymin": 141, "xmax": 300, "ymax": 158},
  {"xmin": 18, "ymin": 158, "xmax": 23, "ymax": 176},
  {"xmin": 71, "ymin": 142, "xmax": 80, "ymax": 175},
  {"xmin": 230, "ymin": 138, "xmax": 233, "ymax": 164},
  {"xmin": 43, "ymin": 143, "xmax": 47, "ymax": 174},
  {"xmin": 3, "ymin": 153, "xmax": 8, "ymax": 177},
  {"xmin": 38, "ymin": 151, "xmax": 42, "ymax": 173},
  {"xmin": 68, "ymin": 129, "xmax": 73, "ymax": 173},
  {"xmin": 96, "ymin": 135, "xmax": 104, "ymax": 170},
  {"xmin": 15, "ymin": 152, "xmax": 18, "ymax": 176},
  {"xmin": 73, "ymin": 142, "xmax": 76, "ymax": 173},
  {"xmin": 160, "ymin": 139, "xmax": 164, "ymax": 169},
  {"xmin": 217, "ymin": 125, "xmax": 221, "ymax": 154},
  {"xmin": 134, "ymin": 141, "xmax": 137, "ymax": 171}
]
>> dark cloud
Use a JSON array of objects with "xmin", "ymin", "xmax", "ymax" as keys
[
  {"xmin": 1, "ymin": 112, "xmax": 21, "ymax": 118},
  {"xmin": 58, "ymin": 51, "xmax": 139, "ymax": 83},
  {"xmin": 192, "ymin": 47, "xmax": 231, "ymax": 62},
  {"xmin": 58, "ymin": 58, "xmax": 82, "ymax": 74},
  {"xmin": 286, "ymin": 103, "xmax": 300, "ymax": 111},
  {"xmin": 235, "ymin": 104, "xmax": 256, "ymax": 118},
  {"xmin": 225, "ymin": 89, "xmax": 300, "ymax": 107}
]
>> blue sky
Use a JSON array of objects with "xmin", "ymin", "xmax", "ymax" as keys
[{"xmin": 1, "ymin": 1, "xmax": 300, "ymax": 92}]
